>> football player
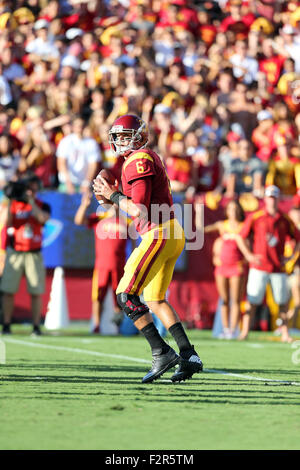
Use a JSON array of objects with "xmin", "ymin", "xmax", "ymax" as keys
[{"xmin": 93, "ymin": 114, "xmax": 203, "ymax": 383}]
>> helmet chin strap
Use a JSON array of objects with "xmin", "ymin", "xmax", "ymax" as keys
[
  {"xmin": 115, "ymin": 136, "xmax": 148, "ymax": 156},
  {"xmin": 116, "ymin": 143, "xmax": 132, "ymax": 155}
]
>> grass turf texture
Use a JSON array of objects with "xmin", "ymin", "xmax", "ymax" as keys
[{"xmin": 1, "ymin": 325, "xmax": 300, "ymax": 450}]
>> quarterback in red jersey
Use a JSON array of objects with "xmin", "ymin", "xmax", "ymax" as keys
[{"xmin": 93, "ymin": 114, "xmax": 203, "ymax": 383}]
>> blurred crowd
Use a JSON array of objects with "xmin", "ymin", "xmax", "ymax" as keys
[{"xmin": 0, "ymin": 0, "xmax": 300, "ymax": 204}]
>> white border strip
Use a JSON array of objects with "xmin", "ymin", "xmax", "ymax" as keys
[{"xmin": 3, "ymin": 338, "xmax": 300, "ymax": 386}]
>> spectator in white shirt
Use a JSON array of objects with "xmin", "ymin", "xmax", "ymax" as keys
[
  {"xmin": 0, "ymin": 135, "xmax": 20, "ymax": 189},
  {"xmin": 153, "ymin": 29, "xmax": 176, "ymax": 67},
  {"xmin": 230, "ymin": 40, "xmax": 259, "ymax": 85},
  {"xmin": 279, "ymin": 24, "xmax": 300, "ymax": 74},
  {"xmin": 56, "ymin": 116, "xmax": 101, "ymax": 194},
  {"xmin": 25, "ymin": 19, "xmax": 60, "ymax": 63},
  {"xmin": 0, "ymin": 63, "xmax": 13, "ymax": 107}
]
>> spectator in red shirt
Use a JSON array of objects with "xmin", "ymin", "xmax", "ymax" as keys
[
  {"xmin": 165, "ymin": 132, "xmax": 192, "ymax": 193},
  {"xmin": 197, "ymin": 8, "xmax": 217, "ymax": 46},
  {"xmin": 252, "ymin": 109, "xmax": 275, "ymax": 162},
  {"xmin": 219, "ymin": 0, "xmax": 255, "ymax": 41},
  {"xmin": 156, "ymin": 1, "xmax": 198, "ymax": 35},
  {"xmin": 238, "ymin": 185, "xmax": 300, "ymax": 342},
  {"xmin": 259, "ymin": 38, "xmax": 286, "ymax": 92},
  {"xmin": 193, "ymin": 144, "xmax": 222, "ymax": 194}
]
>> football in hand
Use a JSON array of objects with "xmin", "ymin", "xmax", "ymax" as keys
[{"xmin": 95, "ymin": 169, "xmax": 115, "ymax": 205}]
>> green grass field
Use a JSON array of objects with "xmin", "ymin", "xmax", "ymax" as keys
[{"xmin": 1, "ymin": 325, "xmax": 300, "ymax": 451}]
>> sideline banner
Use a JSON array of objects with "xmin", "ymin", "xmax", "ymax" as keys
[{"xmin": 39, "ymin": 191, "xmax": 96, "ymax": 268}]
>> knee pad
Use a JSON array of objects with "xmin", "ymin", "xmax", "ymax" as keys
[{"xmin": 117, "ymin": 292, "xmax": 149, "ymax": 323}]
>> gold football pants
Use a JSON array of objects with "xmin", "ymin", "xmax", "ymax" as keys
[{"xmin": 116, "ymin": 218, "xmax": 185, "ymax": 301}]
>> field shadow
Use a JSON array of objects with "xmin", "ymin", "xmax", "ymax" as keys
[
  {"xmin": 2, "ymin": 377, "xmax": 300, "ymax": 405},
  {"xmin": 0, "ymin": 362, "xmax": 150, "ymax": 386},
  {"xmin": 2, "ymin": 362, "xmax": 146, "ymax": 372},
  {"xmin": 2, "ymin": 362, "xmax": 300, "ymax": 406}
]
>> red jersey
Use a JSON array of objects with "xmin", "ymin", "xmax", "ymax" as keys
[
  {"xmin": 198, "ymin": 24, "xmax": 217, "ymax": 45},
  {"xmin": 196, "ymin": 160, "xmax": 220, "ymax": 193},
  {"xmin": 121, "ymin": 148, "xmax": 174, "ymax": 234},
  {"xmin": 219, "ymin": 13, "xmax": 255, "ymax": 39},
  {"xmin": 214, "ymin": 220, "xmax": 246, "ymax": 278},
  {"xmin": 62, "ymin": 11, "xmax": 95, "ymax": 31},
  {"xmin": 166, "ymin": 155, "xmax": 192, "ymax": 185},
  {"xmin": 251, "ymin": 126, "xmax": 275, "ymax": 162},
  {"xmin": 10, "ymin": 199, "xmax": 51, "ymax": 252},
  {"xmin": 259, "ymin": 56, "xmax": 285, "ymax": 88},
  {"xmin": 87, "ymin": 213, "xmax": 130, "ymax": 269},
  {"xmin": 157, "ymin": 5, "xmax": 199, "ymax": 33},
  {"xmin": 219, "ymin": 221, "xmax": 244, "ymax": 266},
  {"xmin": 240, "ymin": 209, "xmax": 300, "ymax": 273}
]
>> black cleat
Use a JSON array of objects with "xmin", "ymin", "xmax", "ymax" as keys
[
  {"xmin": 31, "ymin": 326, "xmax": 42, "ymax": 337},
  {"xmin": 1, "ymin": 324, "xmax": 11, "ymax": 335},
  {"xmin": 142, "ymin": 348, "xmax": 179, "ymax": 384},
  {"xmin": 171, "ymin": 346, "xmax": 203, "ymax": 383}
]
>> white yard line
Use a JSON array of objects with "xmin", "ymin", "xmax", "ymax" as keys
[
  {"xmin": 3, "ymin": 337, "xmax": 149, "ymax": 364},
  {"xmin": 3, "ymin": 337, "xmax": 300, "ymax": 386},
  {"xmin": 205, "ymin": 369, "xmax": 300, "ymax": 386}
]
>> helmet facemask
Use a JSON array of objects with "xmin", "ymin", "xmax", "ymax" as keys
[{"xmin": 109, "ymin": 120, "xmax": 148, "ymax": 157}]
